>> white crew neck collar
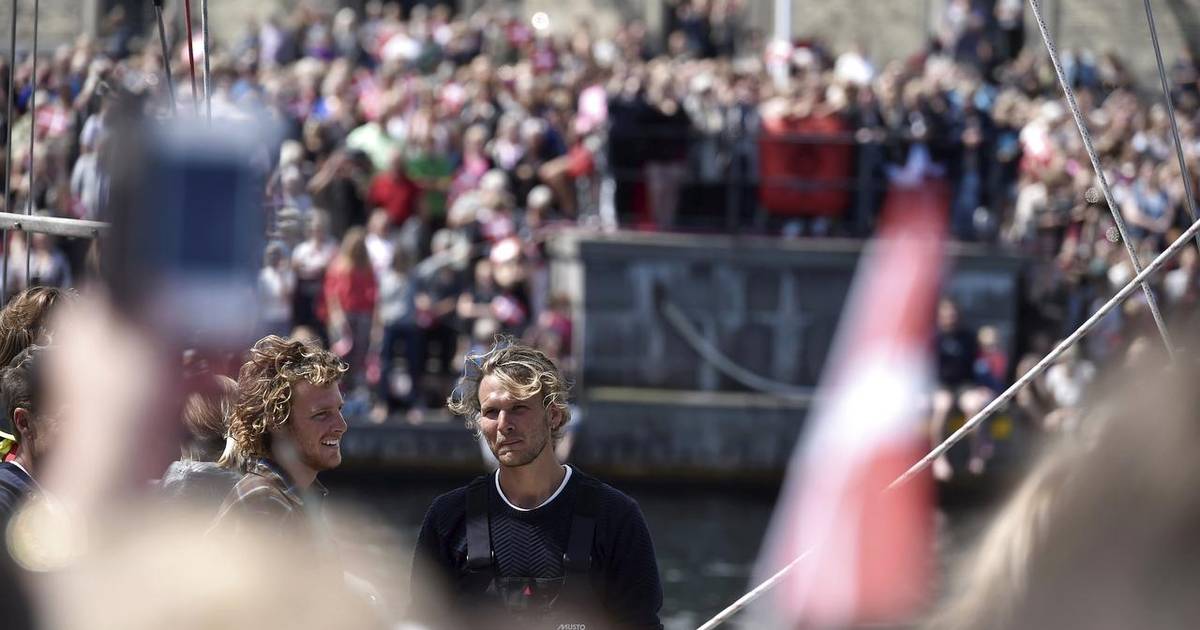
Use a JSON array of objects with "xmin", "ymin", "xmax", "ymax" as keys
[{"xmin": 495, "ymin": 465, "xmax": 573, "ymax": 512}]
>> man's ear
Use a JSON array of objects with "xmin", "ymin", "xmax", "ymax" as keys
[
  {"xmin": 547, "ymin": 404, "xmax": 564, "ymax": 432},
  {"xmin": 12, "ymin": 408, "xmax": 32, "ymax": 440}
]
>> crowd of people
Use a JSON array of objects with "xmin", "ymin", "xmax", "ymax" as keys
[
  {"xmin": 0, "ymin": 2, "xmax": 1199, "ymax": 628},
  {"xmin": 0, "ymin": 0, "xmax": 1194, "ymax": 444}
]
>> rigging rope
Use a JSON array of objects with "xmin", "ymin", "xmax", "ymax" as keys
[
  {"xmin": 1142, "ymin": 0, "xmax": 1200, "ymax": 252},
  {"xmin": 891, "ymin": 216, "xmax": 1200, "ymax": 489},
  {"xmin": 697, "ymin": 6, "xmax": 1200, "ymax": 618},
  {"xmin": 201, "ymin": 0, "xmax": 211, "ymax": 122},
  {"xmin": 1028, "ymin": 0, "xmax": 1175, "ymax": 359},
  {"xmin": 696, "ymin": 215, "xmax": 1200, "ymax": 630},
  {"xmin": 183, "ymin": 0, "xmax": 198, "ymax": 114},
  {"xmin": 695, "ymin": 550, "xmax": 812, "ymax": 630},
  {"xmin": 656, "ymin": 285, "xmax": 812, "ymax": 401}
]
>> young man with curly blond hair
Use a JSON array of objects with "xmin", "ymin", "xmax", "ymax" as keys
[
  {"xmin": 412, "ymin": 339, "xmax": 664, "ymax": 630},
  {"xmin": 211, "ymin": 335, "xmax": 347, "ymax": 539}
]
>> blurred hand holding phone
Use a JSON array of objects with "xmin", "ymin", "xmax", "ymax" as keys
[
  {"xmin": 36, "ymin": 103, "xmax": 280, "ymax": 520},
  {"xmin": 104, "ymin": 111, "xmax": 274, "ymax": 350}
]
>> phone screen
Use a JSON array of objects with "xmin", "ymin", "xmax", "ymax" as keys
[{"xmin": 104, "ymin": 113, "xmax": 276, "ymax": 350}]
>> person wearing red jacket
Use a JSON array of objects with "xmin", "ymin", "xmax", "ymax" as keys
[{"xmin": 323, "ymin": 227, "xmax": 378, "ymax": 393}]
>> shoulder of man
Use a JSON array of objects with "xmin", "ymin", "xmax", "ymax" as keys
[
  {"xmin": 569, "ymin": 468, "xmax": 641, "ymax": 519},
  {"xmin": 422, "ymin": 476, "xmax": 486, "ymax": 527},
  {"xmin": 218, "ymin": 469, "xmax": 298, "ymax": 521},
  {"xmin": 0, "ymin": 462, "xmax": 33, "ymax": 507}
]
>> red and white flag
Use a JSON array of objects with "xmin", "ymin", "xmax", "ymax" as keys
[{"xmin": 754, "ymin": 194, "xmax": 945, "ymax": 628}]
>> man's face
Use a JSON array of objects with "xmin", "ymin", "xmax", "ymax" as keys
[
  {"xmin": 281, "ymin": 381, "xmax": 347, "ymax": 476},
  {"xmin": 477, "ymin": 374, "xmax": 560, "ymax": 468},
  {"xmin": 17, "ymin": 404, "xmax": 68, "ymax": 463},
  {"xmin": 937, "ymin": 301, "xmax": 959, "ymax": 331}
]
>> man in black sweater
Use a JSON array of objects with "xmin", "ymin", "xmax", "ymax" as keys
[{"xmin": 412, "ymin": 340, "xmax": 663, "ymax": 630}]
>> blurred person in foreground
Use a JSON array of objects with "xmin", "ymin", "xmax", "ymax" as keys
[
  {"xmin": 211, "ymin": 335, "xmax": 347, "ymax": 543},
  {"xmin": 929, "ymin": 343, "xmax": 1200, "ymax": 630},
  {"xmin": 412, "ymin": 338, "xmax": 664, "ymax": 630},
  {"xmin": 14, "ymin": 296, "xmax": 390, "ymax": 630},
  {"xmin": 0, "ymin": 346, "xmax": 58, "ymax": 527},
  {"xmin": 158, "ymin": 372, "xmax": 240, "ymax": 508}
]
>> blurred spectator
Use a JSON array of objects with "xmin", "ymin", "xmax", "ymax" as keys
[
  {"xmin": 368, "ymin": 153, "xmax": 419, "ymax": 230},
  {"xmin": 1164, "ymin": 245, "xmax": 1200, "ymax": 311},
  {"xmin": 292, "ymin": 210, "xmax": 339, "ymax": 344},
  {"xmin": 259, "ymin": 241, "xmax": 296, "ymax": 338},
  {"xmin": 365, "ymin": 209, "xmax": 397, "ymax": 281},
  {"xmin": 3, "ymin": 0, "xmax": 1199, "ymax": 430},
  {"xmin": 160, "ymin": 373, "xmax": 240, "ymax": 508},
  {"xmin": 930, "ymin": 298, "xmax": 996, "ymax": 480},
  {"xmin": 323, "ymin": 227, "xmax": 378, "ymax": 394},
  {"xmin": 0, "ymin": 286, "xmax": 72, "ymax": 369},
  {"xmin": 5, "ymin": 231, "xmax": 72, "ymax": 299},
  {"xmin": 406, "ymin": 130, "xmax": 454, "ymax": 231},
  {"xmin": 1041, "ymin": 344, "xmax": 1096, "ymax": 432},
  {"xmin": 374, "ymin": 249, "xmax": 423, "ymax": 421},
  {"xmin": 310, "ymin": 150, "xmax": 370, "ymax": 239},
  {"xmin": 973, "ymin": 325, "xmax": 1008, "ymax": 393}
]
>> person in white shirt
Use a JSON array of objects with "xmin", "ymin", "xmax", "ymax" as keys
[
  {"xmin": 364, "ymin": 209, "xmax": 396, "ymax": 282},
  {"xmin": 259, "ymin": 242, "xmax": 296, "ymax": 338},
  {"xmin": 290, "ymin": 210, "xmax": 338, "ymax": 341}
]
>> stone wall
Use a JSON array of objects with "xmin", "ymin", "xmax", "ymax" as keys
[{"xmin": 560, "ymin": 232, "xmax": 1025, "ymax": 395}]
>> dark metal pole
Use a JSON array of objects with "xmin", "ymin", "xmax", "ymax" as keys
[
  {"xmin": 2, "ymin": 0, "xmax": 16, "ymax": 304},
  {"xmin": 24, "ymin": 0, "xmax": 35, "ymax": 289},
  {"xmin": 154, "ymin": 0, "xmax": 176, "ymax": 114}
]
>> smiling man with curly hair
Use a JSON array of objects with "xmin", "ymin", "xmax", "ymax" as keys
[{"xmin": 211, "ymin": 335, "xmax": 347, "ymax": 539}]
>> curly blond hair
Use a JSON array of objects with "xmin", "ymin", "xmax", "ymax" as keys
[
  {"xmin": 447, "ymin": 337, "xmax": 571, "ymax": 441},
  {"xmin": 223, "ymin": 335, "xmax": 347, "ymax": 467}
]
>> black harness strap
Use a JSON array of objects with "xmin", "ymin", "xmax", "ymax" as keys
[
  {"xmin": 563, "ymin": 477, "xmax": 597, "ymax": 574},
  {"xmin": 465, "ymin": 476, "xmax": 492, "ymax": 571},
  {"xmin": 465, "ymin": 471, "xmax": 599, "ymax": 616}
]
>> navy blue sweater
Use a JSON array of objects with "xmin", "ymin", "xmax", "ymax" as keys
[{"xmin": 0, "ymin": 462, "xmax": 35, "ymax": 527}]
